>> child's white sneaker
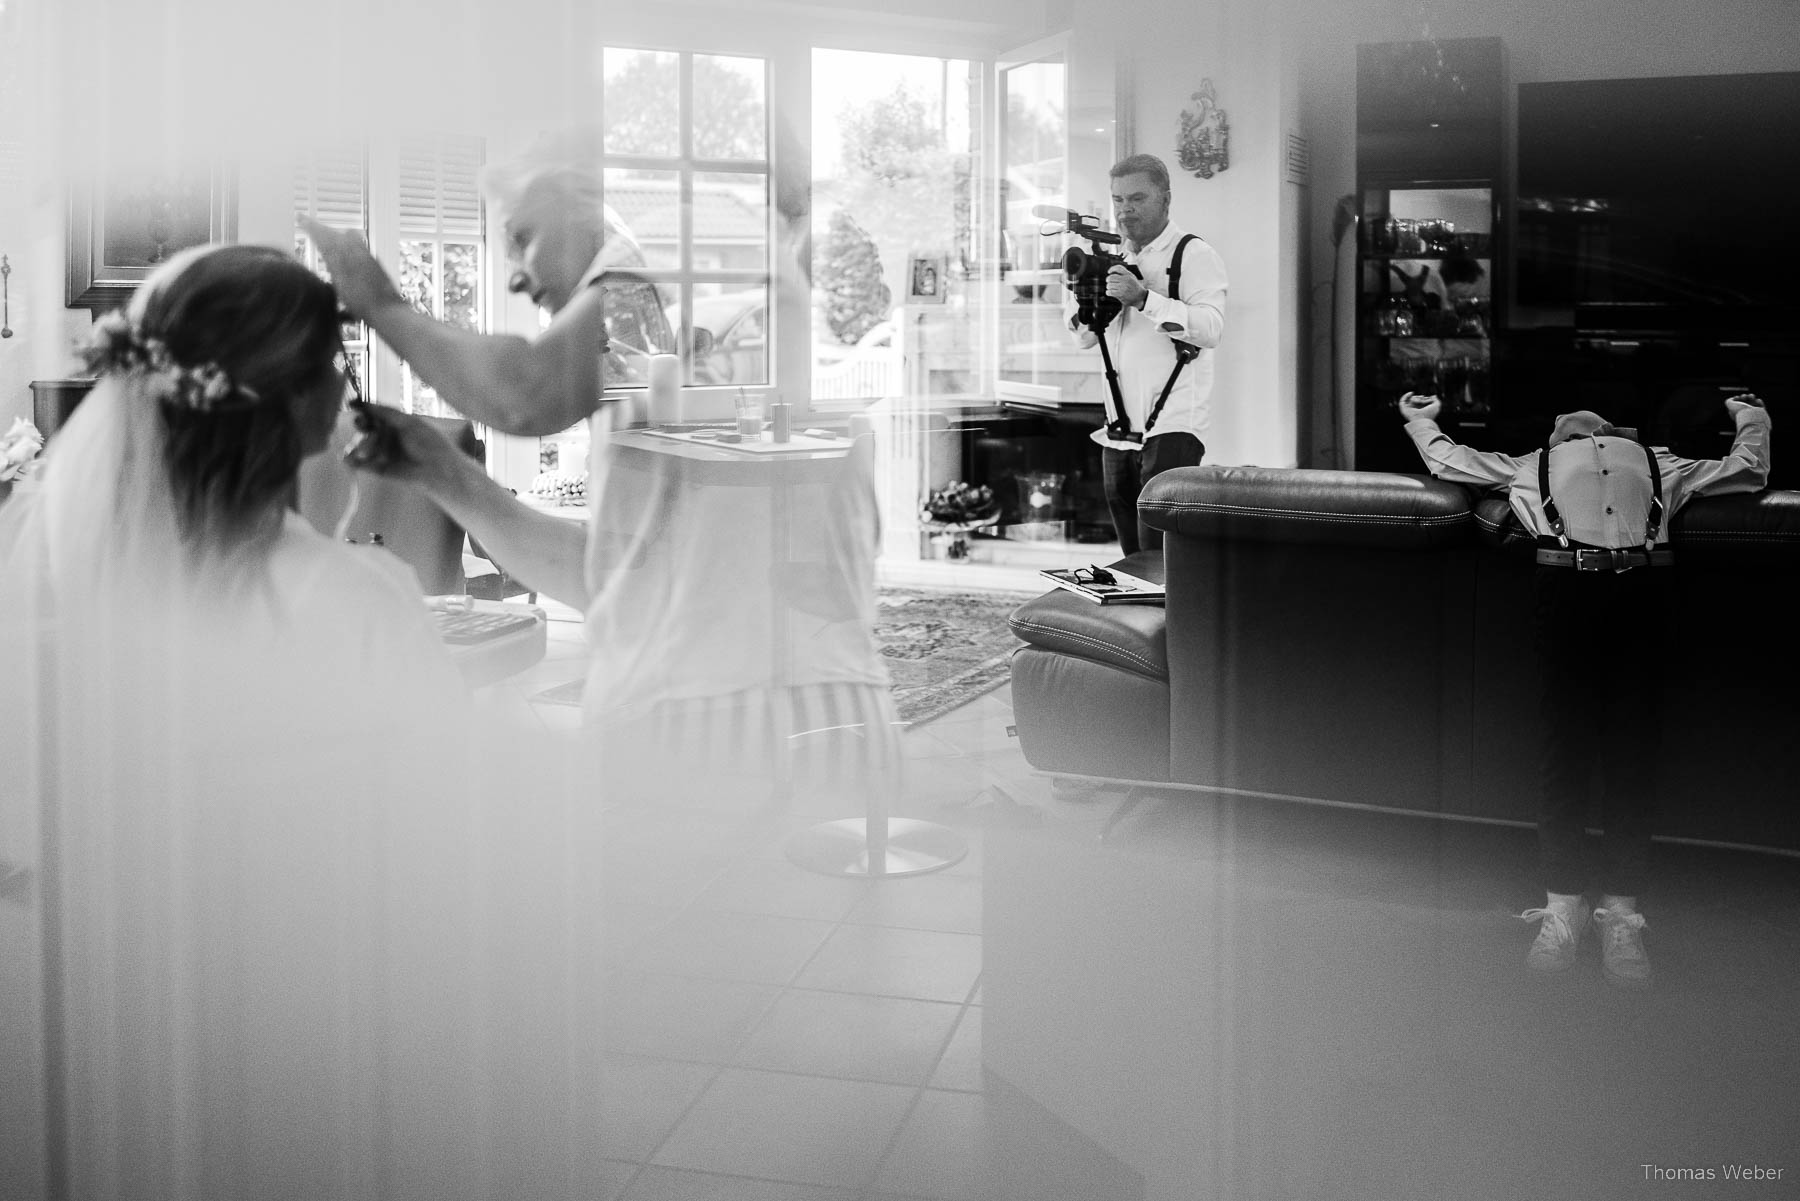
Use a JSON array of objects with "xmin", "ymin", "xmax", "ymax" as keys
[
  {"xmin": 1520, "ymin": 893, "xmax": 1589, "ymax": 974},
  {"xmin": 1594, "ymin": 900, "xmax": 1651, "ymax": 990}
]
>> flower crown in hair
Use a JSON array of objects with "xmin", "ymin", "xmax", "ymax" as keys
[{"xmin": 82, "ymin": 310, "xmax": 261, "ymax": 413}]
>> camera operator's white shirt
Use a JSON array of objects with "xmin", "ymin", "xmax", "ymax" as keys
[{"xmin": 1063, "ymin": 221, "xmax": 1229, "ymax": 450}]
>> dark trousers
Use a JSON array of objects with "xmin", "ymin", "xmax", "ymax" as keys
[
  {"xmin": 1102, "ymin": 432, "xmax": 1205, "ymax": 556},
  {"xmin": 1532, "ymin": 564, "xmax": 1669, "ymax": 898}
]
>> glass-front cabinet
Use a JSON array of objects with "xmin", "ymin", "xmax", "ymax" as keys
[{"xmin": 1355, "ymin": 182, "xmax": 1496, "ymax": 472}]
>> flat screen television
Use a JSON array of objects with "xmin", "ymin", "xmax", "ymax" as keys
[{"xmin": 1515, "ymin": 71, "xmax": 1800, "ymax": 323}]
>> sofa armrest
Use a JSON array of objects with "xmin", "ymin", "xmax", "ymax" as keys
[
  {"xmin": 1008, "ymin": 551, "xmax": 1168, "ymax": 683},
  {"xmin": 1139, "ymin": 466, "xmax": 1473, "ymax": 550},
  {"xmin": 1671, "ymin": 490, "xmax": 1800, "ymax": 567}
]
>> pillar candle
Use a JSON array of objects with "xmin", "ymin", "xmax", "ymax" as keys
[{"xmin": 648, "ymin": 353, "xmax": 680, "ymax": 424}]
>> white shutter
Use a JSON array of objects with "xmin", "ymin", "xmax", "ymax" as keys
[
  {"xmin": 397, "ymin": 134, "xmax": 484, "ymax": 238},
  {"xmin": 293, "ymin": 144, "xmax": 367, "ymax": 231}
]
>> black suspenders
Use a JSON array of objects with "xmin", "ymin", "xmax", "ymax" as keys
[
  {"xmin": 1142, "ymin": 234, "xmax": 1201, "ymax": 438},
  {"xmin": 1537, "ymin": 436, "xmax": 1664, "ymax": 551},
  {"xmin": 1105, "ymin": 234, "xmax": 1203, "ymax": 443}
]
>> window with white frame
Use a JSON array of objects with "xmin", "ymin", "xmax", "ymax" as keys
[
  {"xmin": 293, "ymin": 135, "xmax": 487, "ymax": 418},
  {"xmin": 601, "ymin": 47, "xmax": 771, "ymax": 388},
  {"xmin": 809, "ymin": 48, "xmax": 978, "ymax": 406},
  {"xmin": 292, "ymin": 142, "xmax": 372, "ymax": 392},
  {"xmin": 394, "ymin": 134, "xmax": 485, "ymax": 418}
]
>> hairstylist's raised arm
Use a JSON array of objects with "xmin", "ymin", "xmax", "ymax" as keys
[{"xmin": 301, "ymin": 218, "xmax": 605, "ymax": 437}]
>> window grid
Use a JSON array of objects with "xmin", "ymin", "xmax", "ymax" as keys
[{"xmin": 601, "ymin": 47, "xmax": 773, "ymax": 388}]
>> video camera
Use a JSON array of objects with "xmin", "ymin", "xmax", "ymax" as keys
[{"xmin": 1034, "ymin": 205, "xmax": 1141, "ymax": 331}]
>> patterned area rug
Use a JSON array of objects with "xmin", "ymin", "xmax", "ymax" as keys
[{"xmin": 533, "ymin": 588, "xmax": 1035, "ymax": 726}]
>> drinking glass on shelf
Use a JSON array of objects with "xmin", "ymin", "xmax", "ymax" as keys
[
  {"xmin": 1370, "ymin": 215, "xmax": 1398, "ymax": 254},
  {"xmin": 1464, "ymin": 359, "xmax": 1492, "ymax": 416},
  {"xmin": 1437, "ymin": 356, "xmax": 1470, "ymax": 414},
  {"xmin": 734, "ymin": 390, "xmax": 765, "ymax": 439},
  {"xmin": 1394, "ymin": 219, "xmax": 1425, "ymax": 256}
]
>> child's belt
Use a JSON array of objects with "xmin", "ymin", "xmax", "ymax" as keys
[{"xmin": 1534, "ymin": 542, "xmax": 1673, "ymax": 570}]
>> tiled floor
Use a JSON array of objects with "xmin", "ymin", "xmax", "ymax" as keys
[
  {"xmin": 464, "ymin": 608, "xmax": 1139, "ymax": 1200},
  {"xmin": 469, "ymin": 608, "xmax": 1800, "ymax": 1201}
]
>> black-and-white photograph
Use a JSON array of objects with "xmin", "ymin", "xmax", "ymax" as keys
[{"xmin": 2, "ymin": 3, "xmax": 1796, "ymax": 1200}]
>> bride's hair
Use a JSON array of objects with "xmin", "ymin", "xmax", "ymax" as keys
[{"xmin": 79, "ymin": 244, "xmax": 340, "ymax": 556}]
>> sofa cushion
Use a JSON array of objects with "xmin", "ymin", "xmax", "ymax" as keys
[
  {"xmin": 1139, "ymin": 466, "xmax": 1472, "ymax": 550},
  {"xmin": 1007, "ymin": 551, "xmax": 1168, "ymax": 683}
]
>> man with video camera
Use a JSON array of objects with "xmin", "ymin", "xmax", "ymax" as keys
[{"xmin": 1061, "ymin": 153, "xmax": 1228, "ymax": 555}]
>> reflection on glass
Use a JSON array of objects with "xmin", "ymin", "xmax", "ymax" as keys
[
  {"xmin": 690, "ymin": 281, "xmax": 769, "ymax": 386},
  {"xmin": 599, "ymin": 276, "xmax": 678, "ymax": 388},
  {"xmin": 693, "ymin": 171, "xmax": 768, "ymax": 271},
  {"xmin": 603, "ymin": 49, "xmax": 681, "ymax": 158},
  {"xmin": 694, "ymin": 55, "xmax": 767, "ymax": 160},
  {"xmin": 604, "ymin": 168, "xmax": 681, "ymax": 270}
]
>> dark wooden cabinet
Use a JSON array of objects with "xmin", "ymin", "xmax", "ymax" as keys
[{"xmin": 1354, "ymin": 38, "xmax": 1503, "ymax": 473}]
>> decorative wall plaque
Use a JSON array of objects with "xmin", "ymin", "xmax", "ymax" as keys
[{"xmin": 1177, "ymin": 80, "xmax": 1230, "ymax": 180}]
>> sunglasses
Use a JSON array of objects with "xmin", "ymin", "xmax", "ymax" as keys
[{"xmin": 1072, "ymin": 565, "xmax": 1116, "ymax": 586}]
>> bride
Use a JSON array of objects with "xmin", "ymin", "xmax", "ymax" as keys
[{"xmin": 0, "ymin": 245, "xmax": 601, "ymax": 1200}]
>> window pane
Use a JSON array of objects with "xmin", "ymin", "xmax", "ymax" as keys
[
  {"xmin": 693, "ymin": 54, "xmax": 766, "ymax": 160},
  {"xmin": 691, "ymin": 281, "xmax": 768, "ymax": 386},
  {"xmin": 603, "ymin": 48, "xmax": 680, "ymax": 158},
  {"xmin": 397, "ymin": 240, "xmax": 436, "ymax": 317},
  {"xmin": 604, "ymin": 168, "xmax": 680, "ymax": 270},
  {"xmin": 998, "ymin": 55, "xmax": 1088, "ymax": 399},
  {"xmin": 600, "ymin": 276, "xmax": 679, "ymax": 388},
  {"xmin": 403, "ymin": 363, "xmax": 441, "ymax": 416},
  {"xmin": 692, "ymin": 172, "xmax": 767, "ymax": 271},
  {"xmin": 442, "ymin": 241, "xmax": 481, "ymax": 332},
  {"xmin": 811, "ymin": 49, "xmax": 974, "ymax": 401}
]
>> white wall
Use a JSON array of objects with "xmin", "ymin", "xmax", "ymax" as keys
[{"xmin": 1100, "ymin": 0, "xmax": 1301, "ymax": 468}]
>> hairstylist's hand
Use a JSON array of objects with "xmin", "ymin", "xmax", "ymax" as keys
[
  {"xmin": 298, "ymin": 217, "xmax": 406, "ymax": 319},
  {"xmin": 344, "ymin": 402, "xmax": 469, "ymax": 493},
  {"xmin": 1397, "ymin": 391, "xmax": 1443, "ymax": 422}
]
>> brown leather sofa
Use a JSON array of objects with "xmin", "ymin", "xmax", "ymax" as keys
[{"xmin": 1008, "ymin": 465, "xmax": 1800, "ymax": 854}]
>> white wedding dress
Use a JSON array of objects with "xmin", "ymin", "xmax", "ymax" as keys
[{"xmin": 0, "ymin": 382, "xmax": 605, "ymax": 1200}]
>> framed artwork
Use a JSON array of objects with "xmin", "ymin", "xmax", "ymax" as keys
[
  {"xmin": 67, "ymin": 162, "xmax": 236, "ymax": 312},
  {"xmin": 907, "ymin": 255, "xmax": 945, "ymax": 304}
]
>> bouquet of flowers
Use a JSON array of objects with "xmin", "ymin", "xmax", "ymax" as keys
[
  {"xmin": 921, "ymin": 481, "xmax": 997, "ymax": 527},
  {"xmin": 0, "ymin": 417, "xmax": 44, "ymax": 484}
]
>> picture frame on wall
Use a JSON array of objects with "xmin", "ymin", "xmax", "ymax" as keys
[
  {"xmin": 67, "ymin": 162, "xmax": 236, "ymax": 312},
  {"xmin": 907, "ymin": 255, "xmax": 945, "ymax": 304}
]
